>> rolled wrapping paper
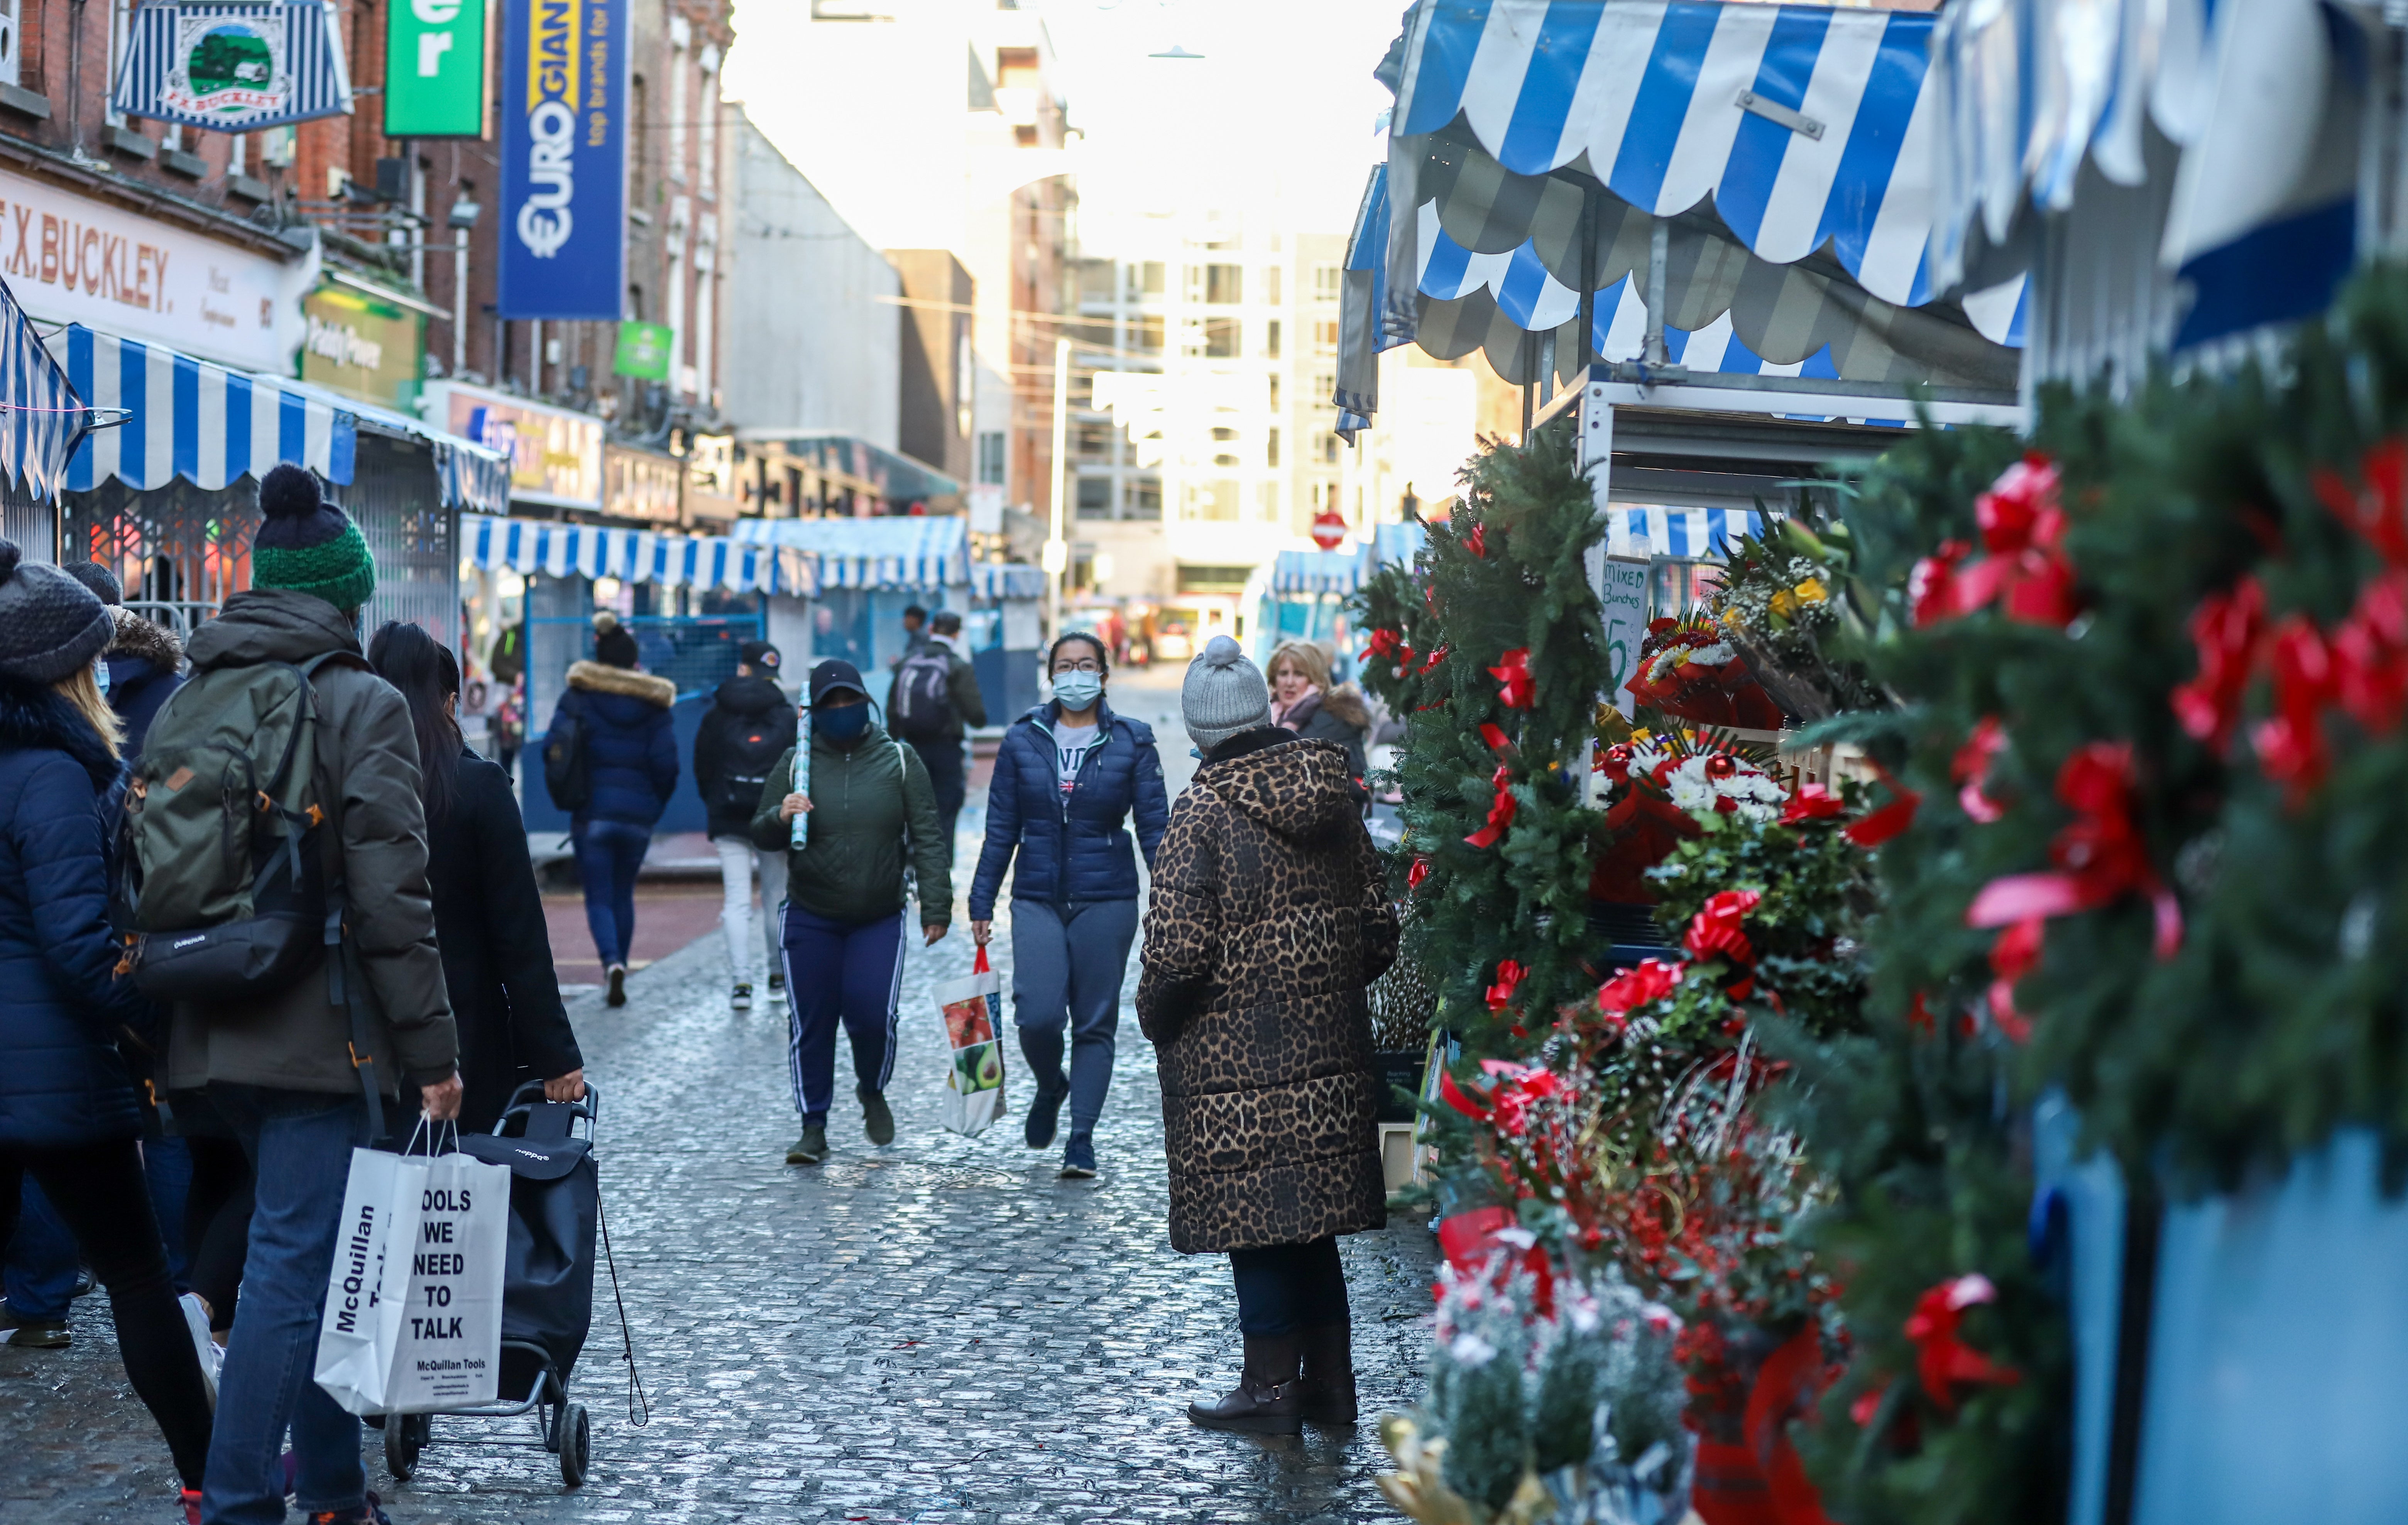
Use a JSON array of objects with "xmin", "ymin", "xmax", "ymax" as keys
[{"xmin": 790, "ymin": 709, "xmax": 812, "ymax": 849}]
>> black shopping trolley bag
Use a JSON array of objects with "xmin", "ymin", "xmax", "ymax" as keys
[{"xmin": 458, "ymin": 1099, "xmax": 598, "ymax": 1402}]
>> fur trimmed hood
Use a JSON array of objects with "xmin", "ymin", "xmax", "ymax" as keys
[
  {"xmin": 567, "ymin": 660, "xmax": 676, "ymax": 708},
  {"xmin": 0, "ymin": 675, "xmax": 121, "ymax": 796},
  {"xmin": 106, "ymin": 607, "xmax": 182, "ymax": 668}
]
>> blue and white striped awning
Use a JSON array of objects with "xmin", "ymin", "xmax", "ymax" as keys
[
  {"xmin": 0, "ymin": 279, "xmax": 83, "ymax": 499},
  {"xmin": 971, "ymin": 561, "xmax": 1047, "ymax": 601},
  {"xmin": 1609, "ymin": 505, "xmax": 1761, "ymax": 560},
  {"xmin": 733, "ymin": 515, "xmax": 969, "ymax": 591},
  {"xmin": 63, "ymin": 326, "xmax": 355, "ymax": 492},
  {"xmin": 1268, "ymin": 523, "xmax": 1433, "ymax": 595},
  {"xmin": 461, "ymin": 514, "xmax": 814, "ymax": 597}
]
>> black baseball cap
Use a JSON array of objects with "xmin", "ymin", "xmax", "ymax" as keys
[
  {"xmin": 739, "ymin": 639, "xmax": 781, "ymax": 670},
  {"xmin": 806, "ymin": 658, "xmax": 868, "ymax": 706}
]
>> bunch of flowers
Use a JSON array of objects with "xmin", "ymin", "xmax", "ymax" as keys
[
  {"xmin": 1708, "ymin": 517, "xmax": 1884, "ymax": 722},
  {"xmin": 1625, "ymin": 617, "xmax": 1786, "ymax": 730},
  {"xmin": 1590, "ymin": 729, "xmax": 1786, "ymax": 902}
]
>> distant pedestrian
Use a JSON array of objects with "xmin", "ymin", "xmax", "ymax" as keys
[
  {"xmin": 967, "ymin": 632, "xmax": 1166, "ymax": 1179},
  {"xmin": 163, "ymin": 466, "xmax": 460, "ymax": 1525},
  {"xmin": 543, "ymin": 611, "xmax": 678, "ymax": 1007},
  {"xmin": 893, "ymin": 603, "xmax": 930, "ymax": 668},
  {"xmin": 750, "ymin": 659, "xmax": 951, "ymax": 1166},
  {"xmin": 1265, "ymin": 639, "xmax": 1370, "ymax": 786},
  {"xmin": 0, "ymin": 541, "xmax": 215, "ymax": 1521},
  {"xmin": 695, "ymin": 640, "xmax": 797, "ymax": 1011},
  {"xmin": 886, "ymin": 609, "xmax": 988, "ymax": 852},
  {"xmin": 1138, "ymin": 635, "xmax": 1397, "ymax": 1435},
  {"xmin": 370, "ymin": 621, "xmax": 585, "ymax": 1133}
]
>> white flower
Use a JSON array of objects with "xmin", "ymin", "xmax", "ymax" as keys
[
  {"xmin": 1449, "ymin": 1332, "xmax": 1499, "ymax": 1366},
  {"xmin": 1664, "ymin": 754, "xmax": 1787, "ymax": 823}
]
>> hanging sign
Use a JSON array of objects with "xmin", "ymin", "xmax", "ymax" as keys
[
  {"xmin": 612, "ymin": 320, "xmax": 670, "ymax": 380},
  {"xmin": 497, "ymin": 0, "xmax": 627, "ymax": 320},
  {"xmin": 1597, "ymin": 556, "xmax": 1650, "ymax": 718},
  {"xmin": 385, "ymin": 0, "xmax": 490, "ymax": 137},
  {"xmin": 110, "ymin": 2, "xmax": 354, "ymax": 132}
]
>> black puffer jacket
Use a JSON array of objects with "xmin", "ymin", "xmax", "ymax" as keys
[
  {"xmin": 104, "ymin": 609, "xmax": 185, "ymax": 757},
  {"xmin": 693, "ymin": 674, "xmax": 796, "ymax": 839}
]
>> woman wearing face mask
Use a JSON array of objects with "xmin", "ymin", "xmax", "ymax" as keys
[
  {"xmin": 967, "ymin": 633, "xmax": 1169, "ymax": 1178},
  {"xmin": 750, "ymin": 660, "xmax": 952, "ymax": 1167}
]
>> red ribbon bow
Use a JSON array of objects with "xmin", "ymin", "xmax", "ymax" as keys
[
  {"xmin": 1488, "ymin": 647, "xmax": 1535, "ymax": 709},
  {"xmin": 1952, "ymin": 716, "xmax": 2009, "ymax": 823},
  {"xmin": 2171, "ymin": 575, "xmax": 2265, "ymax": 754},
  {"xmin": 1485, "ymin": 959, "xmax": 1527, "ymax": 1013},
  {"xmin": 1843, "ymin": 762, "xmax": 1922, "ymax": 847},
  {"xmin": 1466, "ymin": 763, "xmax": 1518, "ymax": 847},
  {"xmin": 1406, "ymin": 855, "xmax": 1431, "ymax": 893},
  {"xmin": 1479, "ymin": 721, "xmax": 1513, "ymax": 753},
  {"xmin": 1463, "ymin": 521, "xmax": 1488, "ymax": 558},
  {"xmin": 1594, "ymin": 958, "xmax": 1683, "ymax": 1033},
  {"xmin": 1909, "ymin": 539, "xmax": 1972, "ymax": 629},
  {"xmin": 1905, "ymin": 1274, "xmax": 2020, "ymax": 1413},
  {"xmin": 2311, "ymin": 437, "xmax": 2408, "ymax": 566},
  {"xmin": 1911, "ymin": 454, "xmax": 2079, "ymax": 628},
  {"xmin": 1985, "ymin": 917, "xmax": 2044, "ymax": 1042},
  {"xmin": 1685, "ymin": 889, "xmax": 1762, "ymax": 968},
  {"xmin": 1965, "ymin": 741, "xmax": 2181, "ymax": 962},
  {"xmin": 1781, "ymin": 781, "xmax": 1847, "ymax": 824}
]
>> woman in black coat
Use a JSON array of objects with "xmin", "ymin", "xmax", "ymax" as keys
[{"xmin": 370, "ymin": 623, "xmax": 585, "ymax": 1133}]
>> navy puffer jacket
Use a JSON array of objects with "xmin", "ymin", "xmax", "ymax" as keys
[
  {"xmin": 545, "ymin": 661, "xmax": 679, "ymax": 827},
  {"xmin": 0, "ymin": 679, "xmax": 147, "ymax": 1150},
  {"xmin": 969, "ymin": 699, "xmax": 1169, "ymax": 918}
]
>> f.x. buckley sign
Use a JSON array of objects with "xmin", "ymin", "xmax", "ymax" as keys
[{"xmin": 497, "ymin": 0, "xmax": 627, "ymax": 320}]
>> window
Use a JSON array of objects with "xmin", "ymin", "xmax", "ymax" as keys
[
  {"xmin": 1314, "ymin": 318, "xmax": 1340, "ymax": 353},
  {"xmin": 1077, "ymin": 259, "xmax": 1115, "ymax": 300},
  {"xmin": 1315, "ymin": 264, "xmax": 1343, "ymax": 302},
  {"xmin": 0, "ymin": 0, "xmax": 19, "ymax": 87},
  {"xmin": 1264, "ymin": 320, "xmax": 1282, "ymax": 359},
  {"xmin": 1125, "ymin": 261, "xmax": 1165, "ymax": 300},
  {"xmin": 1013, "ymin": 124, "xmax": 1037, "ymax": 147},
  {"xmin": 1126, "ymin": 315, "xmax": 1163, "ymax": 354},
  {"xmin": 1192, "ymin": 481, "xmax": 1242, "ymax": 522},
  {"xmin": 1126, "ymin": 477, "xmax": 1161, "ymax": 517},
  {"xmin": 1312, "ymin": 371, "xmax": 1336, "ymax": 406},
  {"xmin": 1178, "ymin": 564, "xmax": 1254, "ymax": 592},
  {"xmin": 977, "ymin": 431, "xmax": 1007, "ymax": 485},
  {"xmin": 995, "ymin": 47, "xmax": 1039, "ymax": 88},
  {"xmin": 1202, "ymin": 264, "xmax": 1243, "ymax": 304},
  {"xmin": 1267, "ymin": 375, "xmax": 1280, "ymax": 411},
  {"xmin": 1075, "ymin": 421, "xmax": 1112, "ymax": 460},
  {"xmin": 1075, "ymin": 476, "xmax": 1113, "ymax": 517},
  {"xmin": 1267, "ymin": 428, "xmax": 1280, "ymax": 468},
  {"xmin": 1210, "ymin": 425, "xmax": 1239, "ymax": 442},
  {"xmin": 1258, "ymin": 482, "xmax": 1281, "ymax": 520},
  {"xmin": 1202, "ymin": 318, "xmax": 1239, "ymax": 358},
  {"xmin": 1265, "ymin": 267, "xmax": 1282, "ymax": 305},
  {"xmin": 1319, "ymin": 431, "xmax": 1343, "ymax": 464}
]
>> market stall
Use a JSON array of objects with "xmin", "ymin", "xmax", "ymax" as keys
[{"xmin": 0, "ymin": 279, "xmax": 88, "ymax": 556}]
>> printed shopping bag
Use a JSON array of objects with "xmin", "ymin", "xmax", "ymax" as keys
[
  {"xmin": 933, "ymin": 944, "xmax": 1010, "ymax": 1136},
  {"xmin": 315, "ymin": 1127, "xmax": 511, "ymax": 1415}
]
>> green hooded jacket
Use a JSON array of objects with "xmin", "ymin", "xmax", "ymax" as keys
[{"xmin": 748, "ymin": 720, "xmax": 952, "ymax": 927}]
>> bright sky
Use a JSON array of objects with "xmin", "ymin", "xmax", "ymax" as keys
[{"xmin": 725, "ymin": 0, "xmax": 1403, "ymax": 250}]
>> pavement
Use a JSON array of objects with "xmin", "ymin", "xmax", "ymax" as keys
[{"xmin": 0, "ymin": 667, "xmax": 1439, "ymax": 1525}]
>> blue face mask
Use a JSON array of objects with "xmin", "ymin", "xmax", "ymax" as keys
[
  {"xmin": 816, "ymin": 703, "xmax": 871, "ymax": 743},
  {"xmin": 93, "ymin": 656, "xmax": 110, "ymax": 698},
  {"xmin": 1051, "ymin": 671, "xmax": 1103, "ymax": 712}
]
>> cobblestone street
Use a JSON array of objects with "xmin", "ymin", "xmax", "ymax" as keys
[{"xmin": 1, "ymin": 678, "xmax": 1438, "ymax": 1525}]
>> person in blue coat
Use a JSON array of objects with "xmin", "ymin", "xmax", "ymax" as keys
[
  {"xmin": 542, "ymin": 612, "xmax": 679, "ymax": 1007},
  {"xmin": 967, "ymin": 632, "xmax": 1168, "ymax": 1178},
  {"xmin": 0, "ymin": 544, "xmax": 213, "ymax": 1518}
]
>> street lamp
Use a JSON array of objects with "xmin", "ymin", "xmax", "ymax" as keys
[{"xmin": 447, "ymin": 200, "xmax": 481, "ymax": 379}]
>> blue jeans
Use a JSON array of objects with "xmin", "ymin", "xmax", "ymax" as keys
[
  {"xmin": 575, "ymin": 817, "xmax": 652, "ymax": 967},
  {"xmin": 1010, "ymin": 899, "xmax": 1139, "ymax": 1135},
  {"xmin": 3, "ymin": 1176, "xmax": 80, "ymax": 1320},
  {"xmin": 780, "ymin": 905, "xmax": 906, "ymax": 1122},
  {"xmin": 202, "ymin": 1087, "xmax": 374, "ymax": 1525}
]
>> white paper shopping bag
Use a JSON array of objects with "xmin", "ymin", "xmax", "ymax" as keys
[
  {"xmin": 933, "ymin": 945, "xmax": 1010, "ymax": 1136},
  {"xmin": 314, "ymin": 1134, "xmax": 510, "ymax": 1415}
]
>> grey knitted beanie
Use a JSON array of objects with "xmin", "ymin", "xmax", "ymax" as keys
[
  {"xmin": 1182, "ymin": 634, "xmax": 1273, "ymax": 752},
  {"xmin": 60, "ymin": 560, "xmax": 122, "ymax": 605},
  {"xmin": 0, "ymin": 540, "xmax": 115, "ymax": 684}
]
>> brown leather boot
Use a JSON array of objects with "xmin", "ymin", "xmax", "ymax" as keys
[
  {"xmin": 1296, "ymin": 1320, "xmax": 1358, "ymax": 1425},
  {"xmin": 1187, "ymin": 1332, "xmax": 1304, "ymax": 1434}
]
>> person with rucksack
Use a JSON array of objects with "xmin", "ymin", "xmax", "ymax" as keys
[
  {"xmin": 749, "ymin": 659, "xmax": 952, "ymax": 1166},
  {"xmin": 540, "ymin": 612, "xmax": 678, "ymax": 1008},
  {"xmin": 885, "ymin": 609, "xmax": 986, "ymax": 851},
  {"xmin": 0, "ymin": 541, "xmax": 216, "ymax": 1522},
  {"xmin": 129, "ymin": 465, "xmax": 460, "ymax": 1525},
  {"xmin": 966, "ymin": 632, "xmax": 1167, "ymax": 1179},
  {"xmin": 694, "ymin": 640, "xmax": 797, "ymax": 1011}
]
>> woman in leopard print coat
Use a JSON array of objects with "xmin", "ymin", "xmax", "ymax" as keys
[{"xmin": 1138, "ymin": 682, "xmax": 1398, "ymax": 1435}]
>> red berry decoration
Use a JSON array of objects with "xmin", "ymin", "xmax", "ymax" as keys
[{"xmin": 1705, "ymin": 754, "xmax": 1738, "ymax": 781}]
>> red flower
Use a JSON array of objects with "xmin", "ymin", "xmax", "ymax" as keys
[
  {"xmin": 1465, "ymin": 764, "xmax": 1518, "ymax": 847},
  {"xmin": 2170, "ymin": 576, "xmax": 2265, "ymax": 754},
  {"xmin": 1485, "ymin": 959, "xmax": 1527, "ymax": 1013},
  {"xmin": 1596, "ymin": 957, "xmax": 1683, "ymax": 1018},
  {"xmin": 1781, "ymin": 782, "xmax": 1847, "ymax": 823},
  {"xmin": 1685, "ymin": 889, "xmax": 1762, "ymax": 967},
  {"xmin": 1488, "ymin": 647, "xmax": 1535, "ymax": 709},
  {"xmin": 1909, "ymin": 539, "xmax": 1972, "ymax": 628},
  {"xmin": 2310, "ymin": 437, "xmax": 2408, "ymax": 566},
  {"xmin": 1905, "ymin": 1275, "xmax": 2021, "ymax": 1413},
  {"xmin": 1463, "ymin": 521, "xmax": 1488, "ymax": 558},
  {"xmin": 1406, "ymin": 856, "xmax": 1431, "ymax": 893},
  {"xmin": 1952, "ymin": 716, "xmax": 2009, "ymax": 823}
]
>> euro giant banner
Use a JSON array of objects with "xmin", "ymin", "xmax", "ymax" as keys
[{"xmin": 497, "ymin": 0, "xmax": 626, "ymax": 320}]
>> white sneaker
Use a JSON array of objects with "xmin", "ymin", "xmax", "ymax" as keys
[
  {"xmin": 732, "ymin": 981, "xmax": 753, "ymax": 1011},
  {"xmin": 178, "ymin": 1293, "xmax": 220, "ymax": 1410}
]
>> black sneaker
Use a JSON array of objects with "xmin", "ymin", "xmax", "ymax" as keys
[
  {"xmin": 731, "ymin": 981, "xmax": 752, "ymax": 1011},
  {"xmin": 859, "ymin": 1087, "xmax": 896, "ymax": 1146},
  {"xmin": 768, "ymin": 970, "xmax": 785, "ymax": 992},
  {"xmin": 1060, "ymin": 1133, "xmax": 1097, "ymax": 1179},
  {"xmin": 606, "ymin": 965, "xmax": 627, "ymax": 1007},
  {"xmin": 785, "ymin": 1124, "xmax": 829, "ymax": 1165},
  {"xmin": 1024, "ymin": 1080, "xmax": 1067, "ymax": 1150},
  {"xmin": 0, "ymin": 1306, "xmax": 68, "ymax": 1348}
]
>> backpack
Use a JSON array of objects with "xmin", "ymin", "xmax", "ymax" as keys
[
  {"xmin": 889, "ymin": 650, "xmax": 956, "ymax": 742},
  {"xmin": 543, "ymin": 699, "xmax": 593, "ymax": 812},
  {"xmin": 118, "ymin": 652, "xmax": 365, "ymax": 1004},
  {"xmin": 711, "ymin": 710, "xmax": 792, "ymax": 818}
]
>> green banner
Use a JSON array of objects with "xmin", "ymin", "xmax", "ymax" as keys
[
  {"xmin": 614, "ymin": 321, "xmax": 672, "ymax": 382},
  {"xmin": 385, "ymin": 0, "xmax": 489, "ymax": 137}
]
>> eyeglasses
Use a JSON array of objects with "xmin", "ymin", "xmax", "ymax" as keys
[{"xmin": 1052, "ymin": 659, "xmax": 1104, "ymax": 675}]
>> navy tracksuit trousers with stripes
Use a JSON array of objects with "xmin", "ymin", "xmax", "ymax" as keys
[{"xmin": 780, "ymin": 904, "xmax": 906, "ymax": 1123}]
